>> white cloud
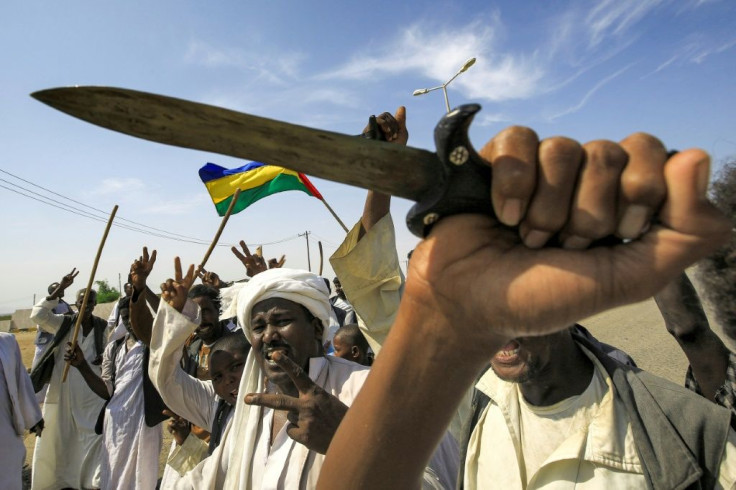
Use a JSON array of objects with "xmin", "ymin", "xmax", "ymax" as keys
[
  {"xmin": 183, "ymin": 1, "xmax": 726, "ymax": 121},
  {"xmin": 319, "ymin": 18, "xmax": 545, "ymax": 102},
  {"xmin": 89, "ymin": 177, "xmax": 146, "ymax": 196},
  {"xmin": 585, "ymin": 0, "xmax": 664, "ymax": 47},
  {"xmin": 548, "ymin": 64, "xmax": 633, "ymax": 120},
  {"xmin": 184, "ymin": 40, "xmax": 305, "ymax": 86},
  {"xmin": 143, "ymin": 192, "xmax": 211, "ymax": 216},
  {"xmin": 645, "ymin": 36, "xmax": 736, "ymax": 76},
  {"xmin": 477, "ymin": 112, "xmax": 512, "ymax": 126}
]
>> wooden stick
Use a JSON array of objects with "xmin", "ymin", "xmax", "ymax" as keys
[
  {"xmin": 196, "ymin": 188, "xmax": 241, "ymax": 277},
  {"xmin": 321, "ymin": 198, "xmax": 349, "ymax": 233},
  {"xmin": 318, "ymin": 241, "xmax": 324, "ymax": 276},
  {"xmin": 62, "ymin": 205, "xmax": 118, "ymax": 382}
]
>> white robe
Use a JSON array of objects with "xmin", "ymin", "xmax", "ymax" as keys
[
  {"xmin": 149, "ymin": 299, "xmax": 223, "ymax": 489},
  {"xmin": 0, "ymin": 332, "xmax": 43, "ymax": 490},
  {"xmin": 30, "ymin": 298, "xmax": 104, "ymax": 490},
  {"xmin": 100, "ymin": 338, "xmax": 162, "ymax": 489}
]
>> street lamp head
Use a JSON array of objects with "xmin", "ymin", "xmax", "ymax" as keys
[
  {"xmin": 413, "ymin": 89, "xmax": 429, "ymax": 96},
  {"xmin": 459, "ymin": 57, "xmax": 476, "ymax": 73}
]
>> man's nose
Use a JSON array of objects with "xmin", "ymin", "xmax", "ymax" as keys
[{"xmin": 262, "ymin": 324, "xmax": 281, "ymax": 343}]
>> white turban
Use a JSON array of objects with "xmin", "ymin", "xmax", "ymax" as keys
[{"xmin": 220, "ymin": 268, "xmax": 331, "ymax": 343}]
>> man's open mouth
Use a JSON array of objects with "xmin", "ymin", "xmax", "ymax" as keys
[{"xmin": 264, "ymin": 347, "xmax": 288, "ymax": 364}]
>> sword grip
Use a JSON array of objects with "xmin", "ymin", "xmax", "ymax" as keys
[
  {"xmin": 406, "ymin": 104, "xmax": 494, "ymax": 237},
  {"xmin": 358, "ymin": 115, "xmax": 387, "ymax": 141}
]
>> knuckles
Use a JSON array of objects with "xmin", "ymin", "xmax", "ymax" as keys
[
  {"xmin": 582, "ymin": 140, "xmax": 629, "ymax": 172},
  {"xmin": 495, "ymin": 125, "xmax": 539, "ymax": 146},
  {"xmin": 538, "ymin": 137, "xmax": 583, "ymax": 169},
  {"xmin": 620, "ymin": 132, "xmax": 667, "ymax": 155}
]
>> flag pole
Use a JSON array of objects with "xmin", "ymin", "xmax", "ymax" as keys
[
  {"xmin": 320, "ymin": 198, "xmax": 349, "ymax": 233},
  {"xmin": 196, "ymin": 188, "xmax": 241, "ymax": 278},
  {"xmin": 62, "ymin": 205, "xmax": 118, "ymax": 382},
  {"xmin": 318, "ymin": 241, "xmax": 324, "ymax": 276}
]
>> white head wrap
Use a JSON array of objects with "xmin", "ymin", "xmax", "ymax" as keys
[{"xmin": 221, "ymin": 268, "xmax": 331, "ymax": 343}]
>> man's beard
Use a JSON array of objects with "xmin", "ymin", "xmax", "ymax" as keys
[{"xmin": 490, "ymin": 356, "xmax": 541, "ymax": 384}]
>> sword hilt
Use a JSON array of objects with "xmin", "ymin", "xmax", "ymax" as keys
[
  {"xmin": 358, "ymin": 115, "xmax": 387, "ymax": 141},
  {"xmin": 407, "ymin": 107, "xmax": 679, "ymax": 241},
  {"xmin": 406, "ymin": 104, "xmax": 494, "ymax": 237}
]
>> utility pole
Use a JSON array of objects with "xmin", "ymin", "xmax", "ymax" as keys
[
  {"xmin": 118, "ymin": 273, "xmax": 122, "ymax": 294},
  {"xmin": 299, "ymin": 231, "xmax": 312, "ymax": 271}
]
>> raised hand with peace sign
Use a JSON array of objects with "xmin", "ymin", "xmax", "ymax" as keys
[
  {"xmin": 130, "ymin": 246, "xmax": 157, "ymax": 295},
  {"xmin": 47, "ymin": 268, "xmax": 79, "ymax": 300},
  {"xmin": 244, "ymin": 351, "xmax": 348, "ymax": 455},
  {"xmin": 231, "ymin": 241, "xmax": 286, "ymax": 277},
  {"xmin": 160, "ymin": 257, "xmax": 195, "ymax": 313}
]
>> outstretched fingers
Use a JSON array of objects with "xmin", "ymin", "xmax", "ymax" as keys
[
  {"xmin": 273, "ymin": 351, "xmax": 317, "ymax": 394},
  {"xmin": 231, "ymin": 240, "xmax": 252, "ymax": 263},
  {"xmin": 142, "ymin": 246, "xmax": 157, "ymax": 270},
  {"xmin": 244, "ymin": 392, "xmax": 300, "ymax": 412}
]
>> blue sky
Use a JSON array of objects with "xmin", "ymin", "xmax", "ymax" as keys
[{"xmin": 1, "ymin": 0, "xmax": 734, "ymax": 313}]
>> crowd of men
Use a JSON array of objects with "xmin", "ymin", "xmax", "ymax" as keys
[{"xmin": 2, "ymin": 108, "xmax": 736, "ymax": 489}]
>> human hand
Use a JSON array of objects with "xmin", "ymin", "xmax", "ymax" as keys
[
  {"xmin": 63, "ymin": 342, "xmax": 87, "ymax": 369},
  {"xmin": 198, "ymin": 270, "xmax": 228, "ymax": 289},
  {"xmin": 404, "ymin": 129, "xmax": 731, "ymax": 364},
  {"xmin": 231, "ymin": 241, "xmax": 268, "ymax": 277},
  {"xmin": 163, "ymin": 410, "xmax": 191, "ymax": 446},
  {"xmin": 363, "ymin": 107, "xmax": 408, "ymax": 145},
  {"xmin": 267, "ymin": 255, "xmax": 286, "ymax": 269},
  {"xmin": 30, "ymin": 419, "xmax": 44, "ymax": 437},
  {"xmin": 130, "ymin": 247, "xmax": 157, "ymax": 292},
  {"xmin": 49, "ymin": 268, "xmax": 79, "ymax": 299},
  {"xmin": 244, "ymin": 352, "xmax": 348, "ymax": 454},
  {"xmin": 160, "ymin": 257, "xmax": 195, "ymax": 312},
  {"xmin": 190, "ymin": 424, "xmax": 210, "ymax": 441}
]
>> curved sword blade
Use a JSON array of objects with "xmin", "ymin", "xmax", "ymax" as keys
[{"xmin": 32, "ymin": 86, "xmax": 442, "ymax": 202}]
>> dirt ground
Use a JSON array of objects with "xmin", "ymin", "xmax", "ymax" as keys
[{"xmin": 15, "ymin": 330, "xmax": 173, "ymax": 489}]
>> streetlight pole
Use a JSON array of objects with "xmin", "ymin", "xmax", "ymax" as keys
[{"xmin": 413, "ymin": 57, "xmax": 476, "ymax": 113}]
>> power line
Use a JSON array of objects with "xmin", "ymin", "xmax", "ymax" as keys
[
  {"xmin": 310, "ymin": 232, "xmax": 339, "ymax": 249},
  {"xmin": 0, "ymin": 168, "xmax": 302, "ymax": 248},
  {"xmin": 0, "ymin": 178, "xmax": 214, "ymax": 244},
  {"xmin": 0, "ymin": 168, "xmax": 210, "ymax": 242}
]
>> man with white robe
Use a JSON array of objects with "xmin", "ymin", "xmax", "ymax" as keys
[
  {"xmin": 0, "ymin": 332, "xmax": 44, "ymax": 490},
  {"xmin": 65, "ymin": 295, "xmax": 163, "ymax": 489},
  {"xmin": 31, "ymin": 282, "xmax": 72, "ymax": 404},
  {"xmin": 30, "ymin": 271, "xmax": 106, "ymax": 490},
  {"xmin": 149, "ymin": 265, "xmax": 370, "ymax": 489}
]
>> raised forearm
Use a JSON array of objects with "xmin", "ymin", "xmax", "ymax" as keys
[
  {"xmin": 77, "ymin": 362, "xmax": 111, "ymax": 400},
  {"xmin": 30, "ymin": 298, "xmax": 64, "ymax": 333},
  {"xmin": 654, "ymin": 272, "xmax": 730, "ymax": 400},
  {"xmin": 359, "ymin": 191, "xmax": 390, "ymax": 239},
  {"xmin": 131, "ymin": 286, "xmax": 156, "ymax": 346},
  {"xmin": 319, "ymin": 292, "xmax": 499, "ymax": 489},
  {"xmin": 654, "ymin": 272, "xmax": 710, "ymax": 339}
]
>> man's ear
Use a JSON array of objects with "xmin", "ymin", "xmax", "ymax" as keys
[
  {"xmin": 312, "ymin": 317, "xmax": 324, "ymax": 341},
  {"xmin": 351, "ymin": 345, "xmax": 360, "ymax": 360}
]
